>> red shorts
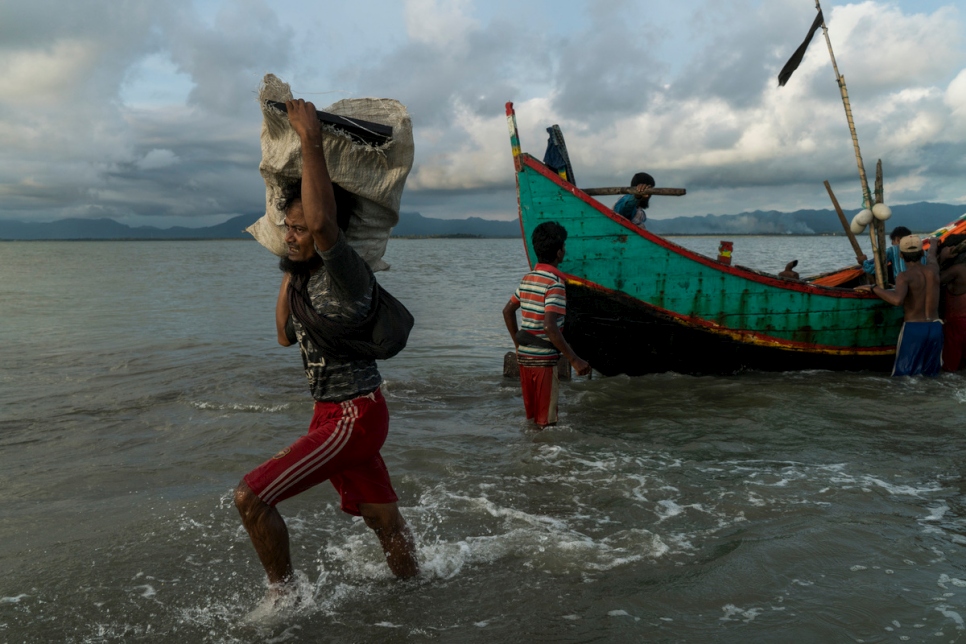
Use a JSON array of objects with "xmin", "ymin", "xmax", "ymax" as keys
[
  {"xmin": 518, "ymin": 363, "xmax": 559, "ymax": 426},
  {"xmin": 944, "ymin": 316, "xmax": 966, "ymax": 372},
  {"xmin": 243, "ymin": 388, "xmax": 399, "ymax": 515}
]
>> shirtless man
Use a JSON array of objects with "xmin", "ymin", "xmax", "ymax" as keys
[
  {"xmin": 856, "ymin": 235, "xmax": 943, "ymax": 376},
  {"xmin": 939, "ymin": 236, "xmax": 966, "ymax": 371}
]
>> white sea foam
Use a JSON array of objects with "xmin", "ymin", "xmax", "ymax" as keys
[
  {"xmin": 935, "ymin": 606, "xmax": 965, "ymax": 630},
  {"xmin": 720, "ymin": 604, "xmax": 763, "ymax": 623},
  {"xmin": 191, "ymin": 401, "xmax": 290, "ymax": 413},
  {"xmin": 607, "ymin": 609, "xmax": 641, "ymax": 621},
  {"xmin": 1, "ymin": 594, "xmax": 27, "ymax": 604},
  {"xmin": 938, "ymin": 574, "xmax": 966, "ymax": 588},
  {"xmin": 859, "ymin": 476, "xmax": 944, "ymax": 497},
  {"xmin": 132, "ymin": 584, "xmax": 156, "ymax": 598},
  {"xmin": 922, "ymin": 504, "xmax": 949, "ymax": 521}
]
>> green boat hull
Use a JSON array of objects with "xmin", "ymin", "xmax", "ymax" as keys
[{"xmin": 512, "ymin": 152, "xmax": 902, "ymax": 376}]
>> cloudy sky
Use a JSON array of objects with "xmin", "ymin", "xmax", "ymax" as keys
[{"xmin": 1, "ymin": 0, "xmax": 964, "ymax": 227}]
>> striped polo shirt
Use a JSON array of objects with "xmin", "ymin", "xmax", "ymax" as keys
[{"xmin": 511, "ymin": 263, "xmax": 567, "ymax": 366}]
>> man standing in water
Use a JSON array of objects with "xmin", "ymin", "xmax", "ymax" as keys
[
  {"xmin": 503, "ymin": 222, "xmax": 591, "ymax": 427},
  {"xmin": 938, "ymin": 235, "xmax": 966, "ymax": 371},
  {"xmin": 234, "ymin": 98, "xmax": 418, "ymax": 596},
  {"xmin": 856, "ymin": 235, "xmax": 943, "ymax": 376}
]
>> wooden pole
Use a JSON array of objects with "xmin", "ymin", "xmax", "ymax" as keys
[
  {"xmin": 873, "ymin": 159, "xmax": 889, "ymax": 277},
  {"xmin": 824, "ymin": 180, "xmax": 866, "ymax": 266},
  {"xmin": 815, "ymin": 0, "xmax": 885, "ymax": 287}
]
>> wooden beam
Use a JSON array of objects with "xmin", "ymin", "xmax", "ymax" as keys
[
  {"xmin": 582, "ymin": 187, "xmax": 686, "ymax": 197},
  {"xmin": 824, "ymin": 180, "xmax": 867, "ymax": 267}
]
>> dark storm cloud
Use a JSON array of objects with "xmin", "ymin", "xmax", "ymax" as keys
[
  {"xmin": 670, "ymin": 0, "xmax": 814, "ymax": 108},
  {"xmin": 0, "ymin": 0, "xmax": 292, "ymax": 224},
  {"xmin": 335, "ymin": 19, "xmax": 551, "ymax": 127},
  {"xmin": 549, "ymin": 1, "xmax": 667, "ymax": 121},
  {"xmin": 160, "ymin": 0, "xmax": 294, "ymax": 114}
]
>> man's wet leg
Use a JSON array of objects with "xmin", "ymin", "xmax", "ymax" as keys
[
  {"xmin": 235, "ymin": 480, "xmax": 294, "ymax": 585},
  {"xmin": 359, "ymin": 502, "xmax": 419, "ymax": 579}
]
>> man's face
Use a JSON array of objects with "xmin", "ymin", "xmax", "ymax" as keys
[
  {"xmin": 283, "ymin": 201, "xmax": 316, "ymax": 262},
  {"xmin": 891, "ymin": 236, "xmax": 901, "ymax": 246}
]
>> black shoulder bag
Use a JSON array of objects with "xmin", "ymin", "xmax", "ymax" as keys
[{"xmin": 288, "ymin": 274, "xmax": 414, "ymax": 361}]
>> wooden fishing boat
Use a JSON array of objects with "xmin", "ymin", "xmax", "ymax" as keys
[
  {"xmin": 503, "ymin": 3, "xmax": 966, "ymax": 377},
  {"xmin": 505, "ymin": 103, "xmax": 909, "ymax": 376}
]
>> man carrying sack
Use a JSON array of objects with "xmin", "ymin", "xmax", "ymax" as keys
[{"xmin": 234, "ymin": 98, "xmax": 418, "ymax": 601}]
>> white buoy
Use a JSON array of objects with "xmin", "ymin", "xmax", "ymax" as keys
[
  {"xmin": 851, "ymin": 213, "xmax": 868, "ymax": 234},
  {"xmin": 856, "ymin": 208, "xmax": 874, "ymax": 225},
  {"xmin": 872, "ymin": 203, "xmax": 892, "ymax": 221}
]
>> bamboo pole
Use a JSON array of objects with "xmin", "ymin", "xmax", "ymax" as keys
[
  {"xmin": 815, "ymin": 0, "xmax": 885, "ymax": 287},
  {"xmin": 824, "ymin": 180, "xmax": 867, "ymax": 266}
]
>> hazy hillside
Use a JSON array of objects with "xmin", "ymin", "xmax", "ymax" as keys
[
  {"xmin": 390, "ymin": 211, "xmax": 519, "ymax": 237},
  {"xmin": 0, "ymin": 214, "xmax": 259, "ymax": 240}
]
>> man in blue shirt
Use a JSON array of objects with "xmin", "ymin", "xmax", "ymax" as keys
[
  {"xmin": 613, "ymin": 172, "xmax": 654, "ymax": 227},
  {"xmin": 863, "ymin": 226, "xmax": 926, "ymax": 284}
]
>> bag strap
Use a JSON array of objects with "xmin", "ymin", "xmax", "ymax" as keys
[{"xmin": 288, "ymin": 272, "xmax": 380, "ymax": 356}]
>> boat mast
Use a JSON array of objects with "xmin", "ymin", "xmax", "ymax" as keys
[{"xmin": 815, "ymin": 0, "xmax": 886, "ymax": 286}]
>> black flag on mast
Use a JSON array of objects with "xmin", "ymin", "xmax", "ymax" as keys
[{"xmin": 777, "ymin": 10, "xmax": 825, "ymax": 86}]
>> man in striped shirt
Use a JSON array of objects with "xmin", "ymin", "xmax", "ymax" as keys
[{"xmin": 503, "ymin": 222, "xmax": 591, "ymax": 427}]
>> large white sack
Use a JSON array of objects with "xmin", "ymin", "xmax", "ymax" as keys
[{"xmin": 247, "ymin": 73, "xmax": 414, "ymax": 272}]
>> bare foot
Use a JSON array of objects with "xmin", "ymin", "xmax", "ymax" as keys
[{"xmin": 241, "ymin": 577, "xmax": 305, "ymax": 625}]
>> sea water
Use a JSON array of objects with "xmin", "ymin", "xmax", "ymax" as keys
[{"xmin": 2, "ymin": 236, "xmax": 966, "ymax": 643}]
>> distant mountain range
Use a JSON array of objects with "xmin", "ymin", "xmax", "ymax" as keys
[
  {"xmin": 646, "ymin": 202, "xmax": 965, "ymax": 236},
  {"xmin": 0, "ymin": 214, "xmax": 261, "ymax": 240},
  {"xmin": 0, "ymin": 212, "xmax": 522, "ymax": 240},
  {"xmin": 0, "ymin": 202, "xmax": 962, "ymax": 241}
]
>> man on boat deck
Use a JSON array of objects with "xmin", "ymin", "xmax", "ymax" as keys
[
  {"xmin": 234, "ymin": 98, "xmax": 418, "ymax": 599},
  {"xmin": 613, "ymin": 172, "xmax": 654, "ymax": 228},
  {"xmin": 938, "ymin": 235, "xmax": 966, "ymax": 372},
  {"xmin": 862, "ymin": 226, "xmax": 927, "ymax": 284},
  {"xmin": 503, "ymin": 222, "xmax": 591, "ymax": 427},
  {"xmin": 856, "ymin": 235, "xmax": 943, "ymax": 376}
]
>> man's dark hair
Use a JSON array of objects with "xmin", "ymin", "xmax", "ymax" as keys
[
  {"xmin": 890, "ymin": 226, "xmax": 912, "ymax": 241},
  {"xmin": 901, "ymin": 250, "xmax": 924, "ymax": 263},
  {"xmin": 532, "ymin": 221, "xmax": 568, "ymax": 264},
  {"xmin": 277, "ymin": 179, "xmax": 355, "ymax": 232},
  {"xmin": 631, "ymin": 172, "xmax": 655, "ymax": 187}
]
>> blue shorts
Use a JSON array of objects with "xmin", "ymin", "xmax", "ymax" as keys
[{"xmin": 892, "ymin": 321, "xmax": 943, "ymax": 377}]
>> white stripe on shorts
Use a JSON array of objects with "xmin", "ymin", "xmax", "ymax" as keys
[{"xmin": 260, "ymin": 399, "xmax": 360, "ymax": 505}]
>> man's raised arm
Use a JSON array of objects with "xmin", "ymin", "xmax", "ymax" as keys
[{"xmin": 285, "ymin": 99, "xmax": 340, "ymax": 252}]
